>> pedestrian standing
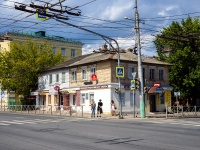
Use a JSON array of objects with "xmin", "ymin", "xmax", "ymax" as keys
[
  {"xmin": 111, "ymin": 100, "xmax": 116, "ymax": 116},
  {"xmin": 90, "ymin": 99, "xmax": 96, "ymax": 118},
  {"xmin": 97, "ymin": 99, "xmax": 103, "ymax": 117}
]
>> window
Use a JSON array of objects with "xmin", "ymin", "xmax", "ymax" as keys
[
  {"xmin": 62, "ymin": 72, "xmax": 65, "ymax": 83},
  {"xmin": 82, "ymin": 68, "xmax": 87, "ymax": 80},
  {"xmin": 72, "ymin": 70, "xmax": 77, "ymax": 81},
  {"xmin": 81, "ymin": 94, "xmax": 86, "ymax": 104},
  {"xmin": 56, "ymin": 74, "xmax": 59, "ymax": 82},
  {"xmin": 72, "ymin": 95, "xmax": 76, "ymax": 105},
  {"xmin": 61, "ymin": 48, "xmax": 66, "ymax": 56},
  {"xmin": 91, "ymin": 66, "xmax": 96, "ymax": 75},
  {"xmin": 159, "ymin": 69, "xmax": 164, "ymax": 80},
  {"xmin": 128, "ymin": 66, "xmax": 135, "ymax": 79},
  {"xmin": 52, "ymin": 47, "xmax": 56, "ymax": 54},
  {"xmin": 49, "ymin": 74, "xmax": 52, "ymax": 84},
  {"xmin": 48, "ymin": 95, "xmax": 51, "ymax": 104},
  {"xmin": 149, "ymin": 69, "xmax": 155, "ymax": 80},
  {"xmin": 71, "ymin": 49, "xmax": 75, "ymax": 58}
]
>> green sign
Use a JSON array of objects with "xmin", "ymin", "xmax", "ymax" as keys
[{"xmin": 116, "ymin": 66, "xmax": 124, "ymax": 78}]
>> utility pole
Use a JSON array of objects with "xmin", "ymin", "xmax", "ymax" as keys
[{"xmin": 135, "ymin": 0, "xmax": 145, "ymax": 118}]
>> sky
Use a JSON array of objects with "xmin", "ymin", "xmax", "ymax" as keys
[{"xmin": 0, "ymin": 0, "xmax": 200, "ymax": 57}]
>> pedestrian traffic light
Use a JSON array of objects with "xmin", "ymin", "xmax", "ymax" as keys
[
  {"xmin": 144, "ymin": 86, "xmax": 148, "ymax": 93},
  {"xmin": 135, "ymin": 78, "xmax": 140, "ymax": 90},
  {"xmin": 115, "ymin": 88, "xmax": 119, "ymax": 94}
]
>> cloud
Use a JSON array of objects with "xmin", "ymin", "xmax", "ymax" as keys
[
  {"xmin": 158, "ymin": 5, "xmax": 179, "ymax": 17},
  {"xmin": 100, "ymin": 1, "xmax": 133, "ymax": 20}
]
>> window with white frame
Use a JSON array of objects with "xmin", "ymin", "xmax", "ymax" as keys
[
  {"xmin": 90, "ymin": 66, "xmax": 96, "ymax": 75},
  {"xmin": 82, "ymin": 67, "xmax": 87, "ymax": 80},
  {"xmin": 159, "ymin": 69, "xmax": 164, "ymax": 80},
  {"xmin": 81, "ymin": 94, "xmax": 86, "ymax": 104},
  {"xmin": 61, "ymin": 48, "xmax": 66, "ymax": 56},
  {"xmin": 56, "ymin": 74, "xmax": 59, "ymax": 82},
  {"xmin": 62, "ymin": 72, "xmax": 65, "ymax": 83},
  {"xmin": 71, "ymin": 70, "xmax": 77, "ymax": 82},
  {"xmin": 71, "ymin": 49, "xmax": 75, "ymax": 58},
  {"xmin": 52, "ymin": 47, "xmax": 56, "ymax": 54},
  {"xmin": 149, "ymin": 68, "xmax": 155, "ymax": 80},
  {"xmin": 49, "ymin": 74, "xmax": 52, "ymax": 84},
  {"xmin": 128, "ymin": 66, "xmax": 135, "ymax": 79}
]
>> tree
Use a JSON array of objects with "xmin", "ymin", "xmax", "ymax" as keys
[
  {"xmin": 154, "ymin": 17, "xmax": 200, "ymax": 101},
  {"xmin": 0, "ymin": 39, "xmax": 64, "ymax": 104}
]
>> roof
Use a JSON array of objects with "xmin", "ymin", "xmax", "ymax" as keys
[
  {"xmin": 43, "ymin": 51, "xmax": 171, "ymax": 72},
  {"xmin": 0, "ymin": 31, "xmax": 83, "ymax": 45}
]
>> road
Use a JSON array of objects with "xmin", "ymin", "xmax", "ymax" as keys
[{"xmin": 0, "ymin": 112, "xmax": 200, "ymax": 150}]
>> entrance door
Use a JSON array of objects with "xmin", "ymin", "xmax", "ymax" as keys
[{"xmin": 149, "ymin": 95, "xmax": 156, "ymax": 112}]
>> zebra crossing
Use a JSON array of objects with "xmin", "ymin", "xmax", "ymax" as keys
[
  {"xmin": 0, "ymin": 118, "xmax": 91, "ymax": 126},
  {"xmin": 147, "ymin": 119, "xmax": 200, "ymax": 127}
]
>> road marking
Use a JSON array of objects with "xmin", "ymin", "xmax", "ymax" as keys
[
  {"xmin": 0, "ymin": 122, "xmax": 9, "ymax": 126},
  {"xmin": 12, "ymin": 120, "xmax": 37, "ymax": 124},
  {"xmin": 0, "ymin": 121, "xmax": 23, "ymax": 124}
]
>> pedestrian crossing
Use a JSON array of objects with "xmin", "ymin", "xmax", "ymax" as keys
[
  {"xmin": 0, "ymin": 118, "xmax": 88, "ymax": 126},
  {"xmin": 148, "ymin": 119, "xmax": 200, "ymax": 127}
]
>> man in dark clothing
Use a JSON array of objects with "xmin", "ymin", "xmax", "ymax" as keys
[{"xmin": 97, "ymin": 99, "xmax": 103, "ymax": 117}]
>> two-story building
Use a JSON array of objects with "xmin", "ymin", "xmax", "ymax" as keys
[
  {"xmin": 37, "ymin": 46, "xmax": 172, "ymax": 114},
  {"xmin": 0, "ymin": 30, "xmax": 84, "ymax": 107}
]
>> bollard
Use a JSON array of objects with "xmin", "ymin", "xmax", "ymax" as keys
[
  {"xmin": 82, "ymin": 106, "xmax": 83, "ymax": 117},
  {"xmin": 195, "ymin": 106, "xmax": 197, "ymax": 116}
]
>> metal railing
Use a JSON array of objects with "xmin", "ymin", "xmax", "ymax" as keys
[
  {"xmin": 0, "ymin": 105, "xmax": 84, "ymax": 117},
  {"xmin": 166, "ymin": 106, "xmax": 200, "ymax": 118}
]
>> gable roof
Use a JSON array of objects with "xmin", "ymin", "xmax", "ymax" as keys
[{"xmin": 43, "ymin": 51, "xmax": 171, "ymax": 72}]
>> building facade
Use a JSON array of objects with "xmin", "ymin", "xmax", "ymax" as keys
[
  {"xmin": 37, "ymin": 48, "xmax": 172, "ymax": 115},
  {"xmin": 0, "ymin": 30, "xmax": 83, "ymax": 107}
]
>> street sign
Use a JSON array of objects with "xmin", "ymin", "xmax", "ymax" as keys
[
  {"xmin": 116, "ymin": 66, "xmax": 124, "ymax": 78},
  {"xmin": 36, "ymin": 9, "xmax": 48, "ymax": 20},
  {"xmin": 130, "ymin": 80, "xmax": 135, "ymax": 90},
  {"xmin": 174, "ymin": 92, "xmax": 180, "ymax": 96}
]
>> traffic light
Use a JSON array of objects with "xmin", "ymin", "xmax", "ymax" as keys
[
  {"xmin": 135, "ymin": 78, "xmax": 140, "ymax": 90},
  {"xmin": 144, "ymin": 86, "xmax": 148, "ymax": 93},
  {"xmin": 115, "ymin": 88, "xmax": 119, "ymax": 94}
]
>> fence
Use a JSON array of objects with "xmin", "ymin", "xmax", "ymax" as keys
[
  {"xmin": 0, "ymin": 105, "xmax": 84, "ymax": 117},
  {"xmin": 166, "ymin": 106, "xmax": 200, "ymax": 118}
]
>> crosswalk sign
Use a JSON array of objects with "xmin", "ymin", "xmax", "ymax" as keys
[
  {"xmin": 130, "ymin": 80, "xmax": 135, "ymax": 90},
  {"xmin": 116, "ymin": 66, "xmax": 124, "ymax": 78}
]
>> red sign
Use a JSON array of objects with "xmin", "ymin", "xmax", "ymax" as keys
[
  {"xmin": 153, "ymin": 83, "xmax": 160, "ymax": 87},
  {"xmin": 91, "ymin": 74, "xmax": 97, "ymax": 81},
  {"xmin": 54, "ymin": 86, "xmax": 60, "ymax": 91}
]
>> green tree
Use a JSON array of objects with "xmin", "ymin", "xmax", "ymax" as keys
[
  {"xmin": 154, "ymin": 17, "xmax": 200, "ymax": 100},
  {"xmin": 0, "ymin": 39, "xmax": 64, "ymax": 103}
]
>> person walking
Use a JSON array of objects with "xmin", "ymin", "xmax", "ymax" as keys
[
  {"xmin": 111, "ymin": 100, "xmax": 116, "ymax": 116},
  {"xmin": 97, "ymin": 99, "xmax": 103, "ymax": 117},
  {"xmin": 90, "ymin": 99, "xmax": 96, "ymax": 118}
]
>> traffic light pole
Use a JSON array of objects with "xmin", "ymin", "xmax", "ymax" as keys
[{"xmin": 135, "ymin": 0, "xmax": 145, "ymax": 118}]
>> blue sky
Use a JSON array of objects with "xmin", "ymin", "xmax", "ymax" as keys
[{"xmin": 0, "ymin": 0, "xmax": 199, "ymax": 56}]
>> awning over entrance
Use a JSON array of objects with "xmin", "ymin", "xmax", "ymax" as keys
[{"xmin": 148, "ymin": 86, "xmax": 164, "ymax": 94}]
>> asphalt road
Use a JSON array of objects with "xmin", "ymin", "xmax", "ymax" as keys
[{"xmin": 0, "ymin": 112, "xmax": 200, "ymax": 150}]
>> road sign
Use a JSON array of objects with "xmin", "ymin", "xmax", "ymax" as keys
[
  {"xmin": 116, "ymin": 66, "xmax": 124, "ymax": 78},
  {"xmin": 130, "ymin": 80, "xmax": 135, "ymax": 90},
  {"xmin": 36, "ymin": 9, "xmax": 48, "ymax": 20},
  {"xmin": 174, "ymin": 92, "xmax": 180, "ymax": 96}
]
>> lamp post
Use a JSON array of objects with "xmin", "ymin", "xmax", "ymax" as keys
[{"xmin": 124, "ymin": 0, "xmax": 145, "ymax": 118}]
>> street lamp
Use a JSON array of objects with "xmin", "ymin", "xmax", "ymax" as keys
[{"xmin": 124, "ymin": 0, "xmax": 145, "ymax": 118}]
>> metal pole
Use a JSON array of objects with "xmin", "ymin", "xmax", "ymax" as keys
[
  {"xmin": 135, "ymin": 0, "xmax": 145, "ymax": 118},
  {"xmin": 176, "ymin": 95, "xmax": 178, "ymax": 117},
  {"xmin": 133, "ymin": 90, "xmax": 135, "ymax": 118}
]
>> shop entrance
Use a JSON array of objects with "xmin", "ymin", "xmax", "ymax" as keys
[{"xmin": 149, "ymin": 95, "xmax": 156, "ymax": 112}]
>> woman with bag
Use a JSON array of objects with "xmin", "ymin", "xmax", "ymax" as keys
[
  {"xmin": 90, "ymin": 99, "xmax": 96, "ymax": 117},
  {"xmin": 111, "ymin": 100, "xmax": 116, "ymax": 116}
]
